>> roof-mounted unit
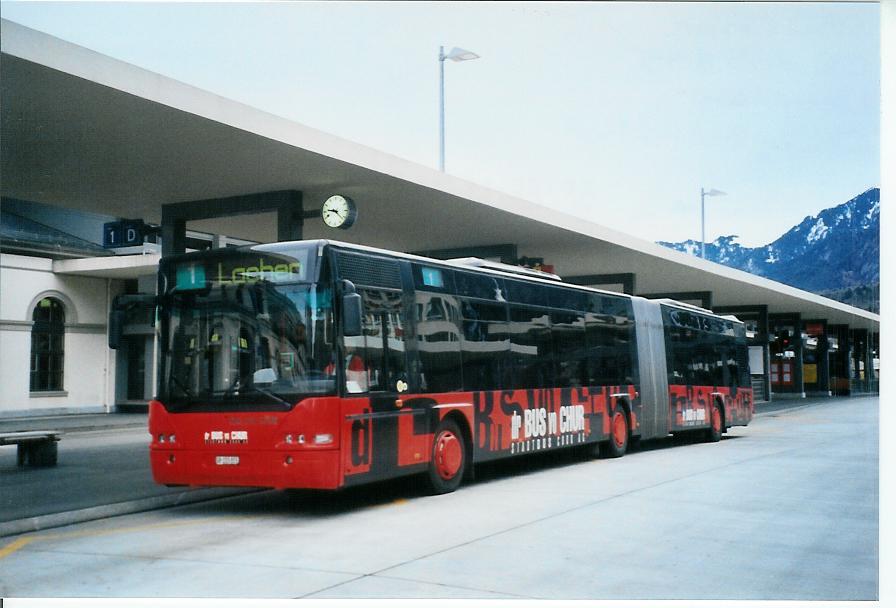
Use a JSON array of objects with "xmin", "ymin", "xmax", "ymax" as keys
[
  {"xmin": 653, "ymin": 298, "xmax": 715, "ymax": 316},
  {"xmin": 650, "ymin": 299, "xmax": 742, "ymax": 323},
  {"xmin": 446, "ymin": 257, "xmax": 563, "ymax": 281}
]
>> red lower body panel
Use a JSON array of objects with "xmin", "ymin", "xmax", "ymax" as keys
[{"xmin": 668, "ymin": 384, "xmax": 753, "ymax": 433}]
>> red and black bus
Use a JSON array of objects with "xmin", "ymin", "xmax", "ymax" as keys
[{"xmin": 112, "ymin": 239, "xmax": 752, "ymax": 494}]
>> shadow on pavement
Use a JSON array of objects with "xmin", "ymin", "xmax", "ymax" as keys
[{"xmin": 192, "ymin": 431, "xmax": 740, "ymax": 519}]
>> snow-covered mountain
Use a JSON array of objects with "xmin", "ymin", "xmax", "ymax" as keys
[{"xmin": 658, "ymin": 188, "xmax": 880, "ymax": 295}]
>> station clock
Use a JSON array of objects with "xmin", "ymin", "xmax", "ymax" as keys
[{"xmin": 321, "ymin": 195, "xmax": 358, "ymax": 230}]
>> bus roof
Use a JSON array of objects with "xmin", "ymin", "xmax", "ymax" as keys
[{"xmin": 250, "ymin": 239, "xmax": 744, "ymax": 325}]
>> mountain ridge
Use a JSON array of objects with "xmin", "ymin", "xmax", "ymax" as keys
[{"xmin": 657, "ymin": 188, "xmax": 880, "ymax": 311}]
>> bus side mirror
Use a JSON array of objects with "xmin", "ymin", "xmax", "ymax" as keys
[{"xmin": 342, "ymin": 293, "xmax": 363, "ymax": 337}]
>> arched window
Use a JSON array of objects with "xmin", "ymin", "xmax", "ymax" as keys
[{"xmin": 30, "ymin": 297, "xmax": 65, "ymax": 392}]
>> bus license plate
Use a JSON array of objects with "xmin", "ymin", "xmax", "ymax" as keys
[{"xmin": 215, "ymin": 456, "xmax": 240, "ymax": 465}]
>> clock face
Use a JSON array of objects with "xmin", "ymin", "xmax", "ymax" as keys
[{"xmin": 321, "ymin": 195, "xmax": 357, "ymax": 229}]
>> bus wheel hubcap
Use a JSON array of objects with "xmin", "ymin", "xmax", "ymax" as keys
[
  {"xmin": 435, "ymin": 431, "xmax": 462, "ymax": 480},
  {"xmin": 613, "ymin": 412, "xmax": 626, "ymax": 448}
]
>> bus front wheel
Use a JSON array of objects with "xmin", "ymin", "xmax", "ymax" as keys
[{"xmin": 426, "ymin": 419, "xmax": 466, "ymax": 494}]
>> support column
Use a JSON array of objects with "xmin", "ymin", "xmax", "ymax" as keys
[
  {"xmin": 802, "ymin": 319, "xmax": 830, "ymax": 397},
  {"xmin": 160, "ymin": 215, "xmax": 186, "ymax": 257},
  {"xmin": 713, "ymin": 305, "xmax": 770, "ymax": 402},
  {"xmin": 849, "ymin": 328, "xmax": 871, "ymax": 394},
  {"xmin": 871, "ymin": 331, "xmax": 880, "ymax": 393},
  {"xmin": 277, "ymin": 194, "xmax": 305, "ymax": 242},
  {"xmin": 827, "ymin": 324, "xmax": 851, "ymax": 395},
  {"xmin": 161, "ymin": 190, "xmax": 304, "ymax": 256}
]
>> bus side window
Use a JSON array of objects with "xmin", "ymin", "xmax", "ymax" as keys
[
  {"xmin": 509, "ymin": 305, "xmax": 552, "ymax": 389},
  {"xmin": 344, "ymin": 350, "xmax": 368, "ymax": 393},
  {"xmin": 416, "ymin": 292, "xmax": 462, "ymax": 393},
  {"xmin": 551, "ymin": 311, "xmax": 586, "ymax": 388},
  {"xmin": 460, "ymin": 299, "xmax": 510, "ymax": 391},
  {"xmin": 343, "ymin": 288, "xmax": 407, "ymax": 394},
  {"xmin": 343, "ymin": 318, "xmax": 370, "ymax": 394}
]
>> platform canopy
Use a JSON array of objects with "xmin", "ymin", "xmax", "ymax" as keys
[{"xmin": 0, "ymin": 19, "xmax": 879, "ymax": 331}]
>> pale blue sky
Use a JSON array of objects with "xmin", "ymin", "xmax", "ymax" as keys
[{"xmin": 1, "ymin": 1, "xmax": 881, "ymax": 246}]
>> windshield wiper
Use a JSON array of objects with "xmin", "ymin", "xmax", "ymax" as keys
[
  {"xmin": 246, "ymin": 385, "xmax": 293, "ymax": 408},
  {"xmin": 223, "ymin": 371, "xmax": 253, "ymax": 396}
]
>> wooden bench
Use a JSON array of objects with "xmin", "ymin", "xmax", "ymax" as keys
[{"xmin": 0, "ymin": 430, "xmax": 62, "ymax": 467}]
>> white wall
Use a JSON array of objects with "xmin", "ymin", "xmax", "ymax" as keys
[{"xmin": 0, "ymin": 253, "xmax": 119, "ymax": 417}]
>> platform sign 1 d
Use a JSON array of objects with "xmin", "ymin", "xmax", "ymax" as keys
[{"xmin": 103, "ymin": 219, "xmax": 145, "ymax": 248}]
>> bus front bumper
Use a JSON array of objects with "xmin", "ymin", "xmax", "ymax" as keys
[{"xmin": 150, "ymin": 447, "xmax": 343, "ymax": 490}]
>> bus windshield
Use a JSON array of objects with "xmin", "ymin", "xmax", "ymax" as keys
[{"xmin": 159, "ymin": 246, "xmax": 336, "ymax": 410}]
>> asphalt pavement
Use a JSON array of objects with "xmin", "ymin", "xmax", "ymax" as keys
[
  {"xmin": 0, "ymin": 412, "xmax": 256, "ymax": 537},
  {"xmin": 0, "ymin": 396, "xmax": 872, "ymax": 538}
]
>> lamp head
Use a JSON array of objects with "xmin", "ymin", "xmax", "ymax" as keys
[{"xmin": 445, "ymin": 47, "xmax": 480, "ymax": 62}]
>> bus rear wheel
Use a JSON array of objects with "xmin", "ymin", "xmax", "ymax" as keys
[
  {"xmin": 705, "ymin": 400, "xmax": 723, "ymax": 443},
  {"xmin": 426, "ymin": 419, "xmax": 466, "ymax": 494},
  {"xmin": 600, "ymin": 405, "xmax": 629, "ymax": 458}
]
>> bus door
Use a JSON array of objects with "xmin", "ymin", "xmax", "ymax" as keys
[{"xmin": 343, "ymin": 287, "xmax": 424, "ymax": 482}]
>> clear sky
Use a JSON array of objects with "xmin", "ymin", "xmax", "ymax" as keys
[{"xmin": 0, "ymin": 1, "xmax": 881, "ymax": 247}]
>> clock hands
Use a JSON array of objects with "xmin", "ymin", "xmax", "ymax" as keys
[{"xmin": 320, "ymin": 195, "xmax": 356, "ymax": 229}]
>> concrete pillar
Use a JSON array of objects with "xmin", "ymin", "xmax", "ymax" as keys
[
  {"xmin": 849, "ymin": 328, "xmax": 871, "ymax": 394},
  {"xmin": 277, "ymin": 196, "xmax": 304, "ymax": 242},
  {"xmin": 871, "ymin": 332, "xmax": 880, "ymax": 393},
  {"xmin": 160, "ymin": 215, "xmax": 186, "ymax": 257},
  {"xmin": 713, "ymin": 305, "xmax": 770, "ymax": 401},
  {"xmin": 802, "ymin": 319, "xmax": 830, "ymax": 397},
  {"xmin": 827, "ymin": 324, "xmax": 850, "ymax": 395}
]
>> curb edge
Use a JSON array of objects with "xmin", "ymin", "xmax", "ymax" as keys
[{"xmin": 1, "ymin": 487, "xmax": 262, "ymax": 538}]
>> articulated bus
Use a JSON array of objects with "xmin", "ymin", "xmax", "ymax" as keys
[{"xmin": 111, "ymin": 239, "xmax": 753, "ymax": 494}]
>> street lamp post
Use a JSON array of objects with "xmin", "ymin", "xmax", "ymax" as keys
[
  {"xmin": 700, "ymin": 187, "xmax": 727, "ymax": 259},
  {"xmin": 439, "ymin": 46, "xmax": 480, "ymax": 172}
]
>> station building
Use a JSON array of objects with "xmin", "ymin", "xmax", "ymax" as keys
[{"xmin": 0, "ymin": 19, "xmax": 880, "ymax": 418}]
